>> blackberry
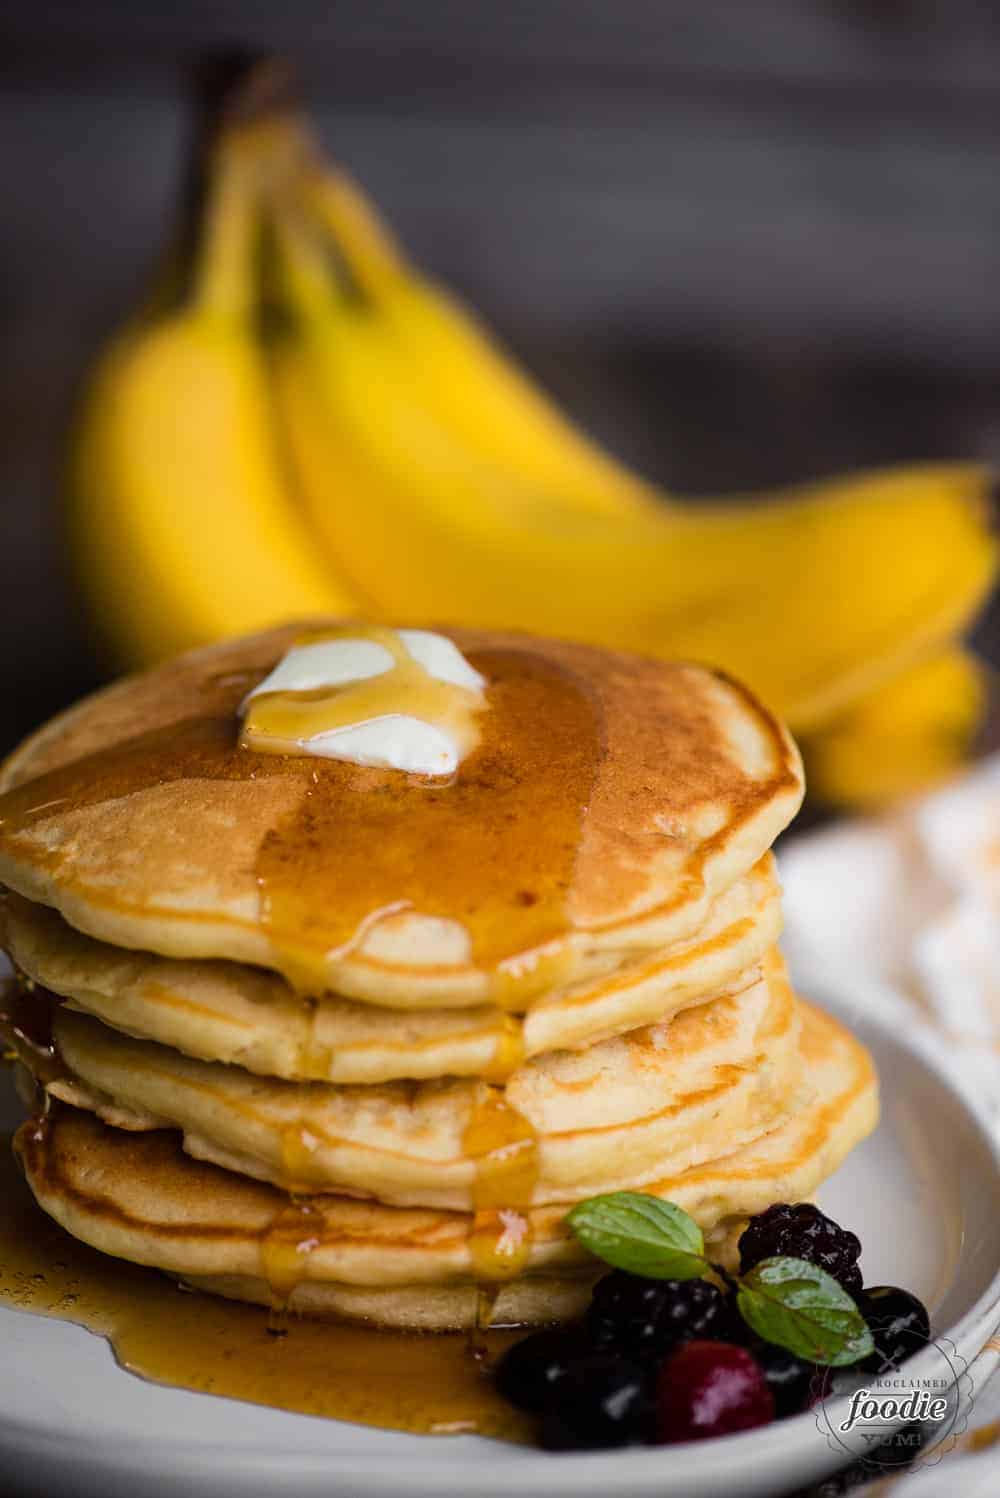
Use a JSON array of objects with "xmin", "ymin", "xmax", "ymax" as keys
[
  {"xmin": 493, "ymin": 1326, "xmax": 589, "ymax": 1414},
  {"xmin": 858, "ymin": 1286, "xmax": 930, "ymax": 1372},
  {"xmin": 586, "ymin": 1270, "xmax": 728, "ymax": 1359},
  {"xmin": 538, "ymin": 1353, "xmax": 650, "ymax": 1450},
  {"xmin": 738, "ymin": 1203, "xmax": 863, "ymax": 1298}
]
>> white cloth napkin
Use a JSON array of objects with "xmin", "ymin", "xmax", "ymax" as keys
[
  {"xmin": 778, "ymin": 756, "xmax": 1000, "ymax": 1496},
  {"xmin": 781, "ymin": 754, "xmax": 1000, "ymax": 1127}
]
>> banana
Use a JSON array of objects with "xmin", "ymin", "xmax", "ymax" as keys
[
  {"xmin": 299, "ymin": 157, "xmax": 658, "ymax": 519},
  {"xmin": 802, "ymin": 647, "xmax": 987, "ymax": 807},
  {"xmin": 266, "ymin": 194, "xmax": 996, "ymax": 729},
  {"xmin": 67, "ymin": 126, "xmax": 363, "ymax": 668},
  {"xmin": 64, "ymin": 92, "xmax": 998, "ymax": 815},
  {"xmin": 650, "ymin": 466, "xmax": 996, "ymax": 732}
]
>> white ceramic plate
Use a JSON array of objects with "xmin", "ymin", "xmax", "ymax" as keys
[{"xmin": 1, "ymin": 973, "xmax": 999, "ymax": 1498}]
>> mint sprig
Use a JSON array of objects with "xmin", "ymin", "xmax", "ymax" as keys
[
  {"xmin": 566, "ymin": 1193, "xmax": 709, "ymax": 1281},
  {"xmin": 737, "ymin": 1257, "xmax": 873, "ymax": 1367},
  {"xmin": 566, "ymin": 1191, "xmax": 873, "ymax": 1368}
]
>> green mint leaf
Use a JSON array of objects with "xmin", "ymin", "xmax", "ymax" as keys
[
  {"xmin": 565, "ymin": 1192, "xmax": 708, "ymax": 1280},
  {"xmin": 737, "ymin": 1256, "xmax": 875, "ymax": 1367}
]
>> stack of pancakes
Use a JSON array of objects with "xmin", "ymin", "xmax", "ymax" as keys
[{"xmin": 0, "ymin": 625, "xmax": 878, "ymax": 1330}]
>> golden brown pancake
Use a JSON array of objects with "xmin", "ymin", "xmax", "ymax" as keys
[
  {"xmin": 15, "ymin": 1003, "xmax": 877, "ymax": 1330},
  {"xmin": 0, "ymin": 626, "xmax": 803, "ymax": 1004},
  {"xmin": 0, "ymin": 855, "xmax": 782, "ymax": 1080},
  {"xmin": 36, "ymin": 953, "xmax": 801, "ymax": 1210}
]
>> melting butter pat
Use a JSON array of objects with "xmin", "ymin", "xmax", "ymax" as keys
[{"xmin": 240, "ymin": 628, "xmax": 487, "ymax": 775}]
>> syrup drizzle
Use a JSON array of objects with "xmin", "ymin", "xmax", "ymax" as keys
[
  {"xmin": 241, "ymin": 625, "xmax": 484, "ymax": 764},
  {"xmin": 462, "ymin": 1084, "xmax": 539, "ymax": 1323},
  {"xmin": 0, "ymin": 644, "xmax": 600, "ymax": 1007},
  {"xmin": 480, "ymin": 1015, "xmax": 526, "ymax": 1085},
  {"xmin": 259, "ymin": 1196, "xmax": 322, "ymax": 1329},
  {"xmin": 296, "ymin": 995, "xmax": 334, "ymax": 1081},
  {"xmin": 262, "ymin": 1078, "xmax": 328, "ymax": 1319},
  {"xmin": 0, "ymin": 978, "xmax": 65, "ymax": 1086},
  {"xmin": 251, "ymin": 646, "xmax": 600, "ymax": 1003}
]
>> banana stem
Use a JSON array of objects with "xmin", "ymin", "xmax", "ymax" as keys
[
  {"xmin": 269, "ymin": 191, "xmax": 342, "ymax": 322},
  {"xmin": 191, "ymin": 137, "xmax": 258, "ymax": 321}
]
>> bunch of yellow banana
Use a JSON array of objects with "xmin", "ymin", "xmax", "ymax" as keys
[
  {"xmin": 801, "ymin": 646, "xmax": 990, "ymax": 807},
  {"xmin": 67, "ymin": 123, "xmax": 364, "ymax": 667},
  {"xmin": 66, "ymin": 96, "xmax": 997, "ymax": 806}
]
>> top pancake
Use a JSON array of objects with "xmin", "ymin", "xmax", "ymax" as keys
[{"xmin": 0, "ymin": 625, "xmax": 803, "ymax": 1003}]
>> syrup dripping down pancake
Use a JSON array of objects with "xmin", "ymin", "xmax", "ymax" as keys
[
  {"xmin": 15, "ymin": 953, "xmax": 799, "ymax": 1210},
  {"xmin": 0, "ymin": 855, "xmax": 782, "ymax": 1082}
]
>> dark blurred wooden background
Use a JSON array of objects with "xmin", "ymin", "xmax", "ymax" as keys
[{"xmin": 2, "ymin": 1, "xmax": 1000, "ymax": 755}]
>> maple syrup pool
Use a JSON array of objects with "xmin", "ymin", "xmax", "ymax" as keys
[{"xmin": 0, "ymin": 1136, "xmax": 531, "ymax": 1442}]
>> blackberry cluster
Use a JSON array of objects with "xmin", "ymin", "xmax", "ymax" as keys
[
  {"xmin": 586, "ymin": 1270, "xmax": 729, "ymax": 1357},
  {"xmin": 493, "ymin": 1200, "xmax": 930, "ymax": 1454},
  {"xmin": 738, "ymin": 1202, "xmax": 863, "ymax": 1298},
  {"xmin": 496, "ymin": 1275, "xmax": 729, "ymax": 1449}
]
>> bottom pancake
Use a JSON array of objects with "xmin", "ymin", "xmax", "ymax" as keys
[{"xmin": 14, "ymin": 1002, "xmax": 878, "ymax": 1330}]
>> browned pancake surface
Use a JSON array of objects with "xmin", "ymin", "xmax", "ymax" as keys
[{"xmin": 0, "ymin": 626, "xmax": 802, "ymax": 997}]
